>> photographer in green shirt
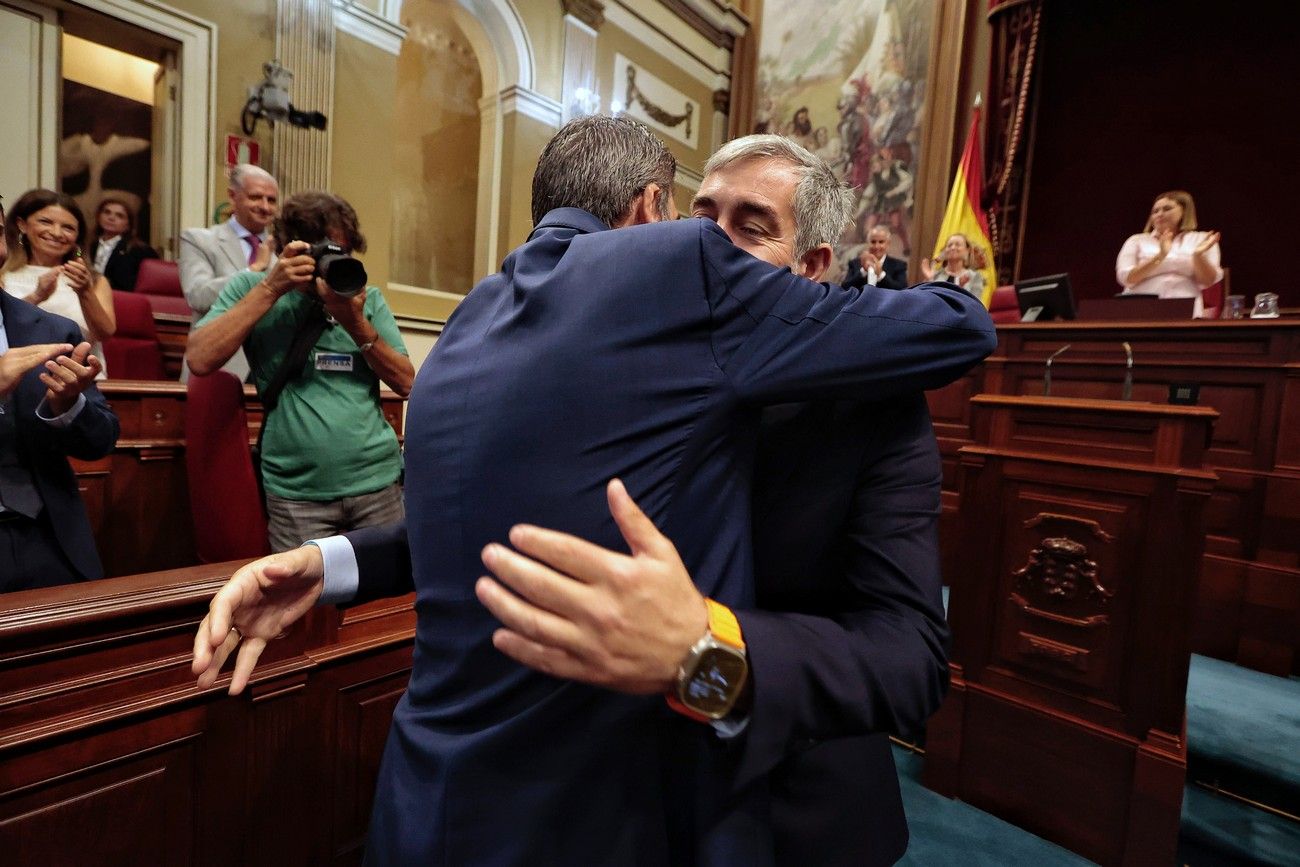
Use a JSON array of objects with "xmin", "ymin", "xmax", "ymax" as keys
[{"xmin": 187, "ymin": 191, "xmax": 413, "ymax": 551}]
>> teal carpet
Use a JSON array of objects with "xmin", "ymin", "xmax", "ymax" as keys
[
  {"xmin": 1179, "ymin": 783, "xmax": 1300, "ymax": 866},
  {"xmin": 916, "ymin": 599, "xmax": 1300, "ymax": 865},
  {"xmin": 893, "ymin": 745, "xmax": 1096, "ymax": 866},
  {"xmin": 1185, "ymin": 654, "xmax": 1300, "ymax": 815},
  {"xmin": 1180, "ymin": 654, "xmax": 1300, "ymax": 866}
]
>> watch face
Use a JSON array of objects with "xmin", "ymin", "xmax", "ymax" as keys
[{"xmin": 682, "ymin": 646, "xmax": 747, "ymax": 718}]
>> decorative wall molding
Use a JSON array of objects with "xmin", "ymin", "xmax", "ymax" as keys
[
  {"xmin": 495, "ymin": 84, "xmax": 564, "ymax": 128},
  {"xmin": 675, "ymin": 162, "xmax": 703, "ymax": 195},
  {"xmin": 561, "ymin": 11, "xmax": 599, "ymax": 121},
  {"xmin": 80, "ymin": 0, "xmax": 216, "ymax": 239},
  {"xmin": 454, "ymin": 0, "xmax": 535, "ymax": 91},
  {"xmin": 605, "ymin": 2, "xmax": 730, "ymax": 87},
  {"xmin": 562, "ymin": 0, "xmax": 605, "ymax": 30},
  {"xmin": 614, "ymin": 54, "xmax": 698, "ymax": 147},
  {"xmin": 711, "ymin": 88, "xmax": 728, "ymax": 114},
  {"xmin": 658, "ymin": 0, "xmax": 748, "ymax": 49},
  {"xmin": 274, "ymin": 0, "xmax": 335, "ymax": 194},
  {"xmin": 388, "ymin": 282, "xmax": 468, "ymax": 301},
  {"xmin": 332, "ymin": 0, "xmax": 407, "ymax": 55}
]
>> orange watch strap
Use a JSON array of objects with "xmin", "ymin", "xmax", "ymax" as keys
[
  {"xmin": 665, "ymin": 692, "xmax": 711, "ymax": 722},
  {"xmin": 665, "ymin": 599, "xmax": 745, "ymax": 722},
  {"xmin": 704, "ymin": 598, "xmax": 744, "ymax": 651}
]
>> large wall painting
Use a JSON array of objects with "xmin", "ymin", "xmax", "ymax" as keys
[{"xmin": 754, "ymin": 0, "xmax": 936, "ymax": 279}]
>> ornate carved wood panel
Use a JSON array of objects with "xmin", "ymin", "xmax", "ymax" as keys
[{"xmin": 925, "ymin": 395, "xmax": 1216, "ymax": 866}]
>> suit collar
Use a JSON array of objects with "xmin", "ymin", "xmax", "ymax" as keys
[
  {"xmin": 216, "ymin": 221, "xmax": 248, "ymax": 272},
  {"xmin": 531, "ymin": 208, "xmax": 611, "ymax": 239}
]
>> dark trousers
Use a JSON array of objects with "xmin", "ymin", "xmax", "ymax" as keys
[{"xmin": 0, "ymin": 510, "xmax": 83, "ymax": 593}]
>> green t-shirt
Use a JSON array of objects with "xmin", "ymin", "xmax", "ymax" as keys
[{"xmin": 197, "ymin": 271, "xmax": 408, "ymax": 501}]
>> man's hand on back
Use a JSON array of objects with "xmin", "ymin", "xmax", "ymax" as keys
[{"xmin": 477, "ymin": 479, "xmax": 709, "ymax": 694}]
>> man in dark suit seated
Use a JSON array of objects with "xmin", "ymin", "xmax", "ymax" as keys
[
  {"xmin": 843, "ymin": 225, "xmax": 909, "ymax": 290},
  {"xmin": 194, "ymin": 120, "xmax": 993, "ymax": 865},
  {"xmin": 1, "ymin": 206, "xmax": 121, "ymax": 592}
]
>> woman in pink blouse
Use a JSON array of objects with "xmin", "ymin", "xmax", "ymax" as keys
[{"xmin": 1115, "ymin": 190, "xmax": 1222, "ymax": 317}]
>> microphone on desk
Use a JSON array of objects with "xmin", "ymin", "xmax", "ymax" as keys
[
  {"xmin": 1044, "ymin": 344, "xmax": 1071, "ymax": 396},
  {"xmin": 1122, "ymin": 341, "xmax": 1134, "ymax": 401}
]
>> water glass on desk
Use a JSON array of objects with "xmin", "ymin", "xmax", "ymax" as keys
[
  {"xmin": 1222, "ymin": 295, "xmax": 1246, "ymax": 319},
  {"xmin": 1250, "ymin": 293, "xmax": 1280, "ymax": 318}
]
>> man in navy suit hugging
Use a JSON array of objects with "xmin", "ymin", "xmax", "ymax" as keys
[{"xmin": 194, "ymin": 119, "xmax": 993, "ymax": 865}]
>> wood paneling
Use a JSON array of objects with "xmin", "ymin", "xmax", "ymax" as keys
[
  {"xmin": 0, "ymin": 565, "xmax": 416, "ymax": 867},
  {"xmin": 928, "ymin": 319, "xmax": 1300, "ymax": 675},
  {"xmin": 925, "ymin": 395, "xmax": 1217, "ymax": 866}
]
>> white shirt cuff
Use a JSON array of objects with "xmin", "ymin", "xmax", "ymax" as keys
[
  {"xmin": 309, "ymin": 535, "xmax": 360, "ymax": 604},
  {"xmin": 711, "ymin": 713, "xmax": 750, "ymax": 738},
  {"xmin": 36, "ymin": 393, "xmax": 86, "ymax": 427}
]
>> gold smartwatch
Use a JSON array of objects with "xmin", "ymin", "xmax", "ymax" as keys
[{"xmin": 665, "ymin": 598, "xmax": 748, "ymax": 722}]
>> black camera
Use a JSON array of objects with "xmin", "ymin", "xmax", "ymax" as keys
[{"xmin": 308, "ymin": 240, "xmax": 367, "ymax": 297}]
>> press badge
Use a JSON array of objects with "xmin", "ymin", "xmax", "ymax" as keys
[{"xmin": 315, "ymin": 352, "xmax": 354, "ymax": 372}]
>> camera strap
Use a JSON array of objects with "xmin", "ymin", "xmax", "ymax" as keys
[{"xmin": 252, "ymin": 302, "xmax": 330, "ymax": 501}]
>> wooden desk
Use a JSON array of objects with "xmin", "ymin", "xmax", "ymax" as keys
[
  {"xmin": 152, "ymin": 308, "xmax": 193, "ymax": 379},
  {"xmin": 0, "ymin": 566, "xmax": 415, "ymax": 865},
  {"xmin": 74, "ymin": 381, "xmax": 406, "ymax": 577},
  {"xmin": 927, "ymin": 318, "xmax": 1300, "ymax": 675},
  {"xmin": 924, "ymin": 395, "xmax": 1218, "ymax": 866}
]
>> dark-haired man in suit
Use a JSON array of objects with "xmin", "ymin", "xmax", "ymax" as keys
[
  {"xmin": 195, "ymin": 121, "xmax": 989, "ymax": 865},
  {"xmin": 1, "ymin": 209, "xmax": 120, "ymax": 592}
]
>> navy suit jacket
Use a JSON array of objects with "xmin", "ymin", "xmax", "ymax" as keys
[
  {"xmin": 741, "ymin": 393, "xmax": 948, "ymax": 866},
  {"xmin": 348, "ymin": 392, "xmax": 945, "ymax": 866},
  {"xmin": 843, "ymin": 254, "xmax": 909, "ymax": 291},
  {"xmin": 357, "ymin": 208, "xmax": 993, "ymax": 865},
  {"xmin": 0, "ymin": 292, "xmax": 119, "ymax": 587}
]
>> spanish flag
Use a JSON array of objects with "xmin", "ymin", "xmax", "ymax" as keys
[{"xmin": 932, "ymin": 105, "xmax": 996, "ymax": 307}]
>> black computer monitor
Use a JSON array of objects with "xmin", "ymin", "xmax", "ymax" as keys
[{"xmin": 1014, "ymin": 273, "xmax": 1076, "ymax": 322}]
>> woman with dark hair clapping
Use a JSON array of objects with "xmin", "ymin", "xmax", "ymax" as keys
[
  {"xmin": 90, "ymin": 197, "xmax": 158, "ymax": 292},
  {"xmin": 1, "ymin": 189, "xmax": 116, "ymax": 375}
]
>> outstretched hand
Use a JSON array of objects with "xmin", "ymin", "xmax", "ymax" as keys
[
  {"xmin": 476, "ymin": 479, "xmax": 709, "ymax": 694},
  {"xmin": 192, "ymin": 545, "xmax": 325, "ymax": 694}
]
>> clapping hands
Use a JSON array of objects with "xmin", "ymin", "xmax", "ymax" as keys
[
  {"xmin": 0, "ymin": 342, "xmax": 73, "ymax": 399},
  {"xmin": 61, "ymin": 258, "xmax": 94, "ymax": 295},
  {"xmin": 40, "ymin": 342, "xmax": 102, "ymax": 415},
  {"xmin": 1194, "ymin": 231, "xmax": 1221, "ymax": 256}
]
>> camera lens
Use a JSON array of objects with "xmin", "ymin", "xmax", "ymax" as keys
[{"xmin": 322, "ymin": 256, "xmax": 367, "ymax": 297}]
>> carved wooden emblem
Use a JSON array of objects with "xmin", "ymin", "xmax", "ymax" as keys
[{"xmin": 1013, "ymin": 536, "xmax": 1114, "ymax": 605}]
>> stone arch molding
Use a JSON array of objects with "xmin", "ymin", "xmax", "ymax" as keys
[{"xmin": 379, "ymin": 0, "xmax": 534, "ymax": 93}]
